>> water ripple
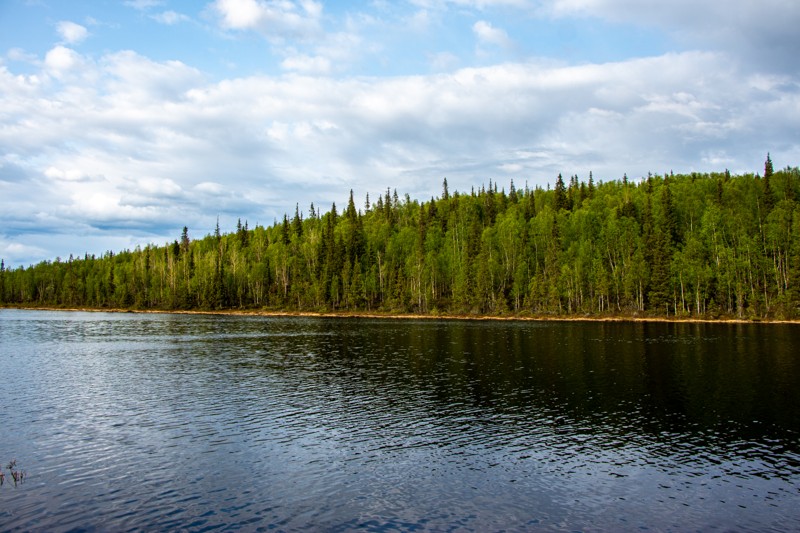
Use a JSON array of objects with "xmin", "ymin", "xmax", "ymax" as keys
[{"xmin": 2, "ymin": 311, "xmax": 800, "ymax": 531}]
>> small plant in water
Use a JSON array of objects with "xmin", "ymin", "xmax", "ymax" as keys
[{"xmin": 3, "ymin": 460, "xmax": 25, "ymax": 487}]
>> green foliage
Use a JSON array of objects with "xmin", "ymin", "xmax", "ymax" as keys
[{"xmin": 3, "ymin": 167, "xmax": 800, "ymax": 318}]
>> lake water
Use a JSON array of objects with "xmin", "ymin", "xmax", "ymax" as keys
[{"xmin": 1, "ymin": 310, "xmax": 799, "ymax": 532}]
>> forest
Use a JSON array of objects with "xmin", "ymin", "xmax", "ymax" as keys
[{"xmin": 2, "ymin": 156, "xmax": 800, "ymax": 319}]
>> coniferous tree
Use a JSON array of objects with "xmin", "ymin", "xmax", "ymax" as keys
[
  {"xmin": 554, "ymin": 173, "xmax": 568, "ymax": 211},
  {"xmin": 292, "ymin": 205, "xmax": 303, "ymax": 238},
  {"xmin": 180, "ymin": 226, "xmax": 190, "ymax": 254},
  {"xmin": 642, "ymin": 194, "xmax": 671, "ymax": 312},
  {"xmin": 763, "ymin": 153, "xmax": 776, "ymax": 212},
  {"xmin": 765, "ymin": 153, "xmax": 774, "ymax": 179},
  {"xmin": 236, "ymin": 218, "xmax": 249, "ymax": 247},
  {"xmin": 281, "ymin": 214, "xmax": 291, "ymax": 245}
]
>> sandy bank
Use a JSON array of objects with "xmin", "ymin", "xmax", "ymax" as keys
[{"xmin": 5, "ymin": 305, "xmax": 800, "ymax": 325}]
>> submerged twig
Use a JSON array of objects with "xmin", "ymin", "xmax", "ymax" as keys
[{"xmin": 4, "ymin": 459, "xmax": 25, "ymax": 487}]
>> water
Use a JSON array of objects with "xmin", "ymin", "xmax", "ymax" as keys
[{"xmin": 1, "ymin": 310, "xmax": 799, "ymax": 532}]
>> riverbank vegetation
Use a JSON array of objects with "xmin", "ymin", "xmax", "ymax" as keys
[{"xmin": 3, "ymin": 157, "xmax": 800, "ymax": 320}]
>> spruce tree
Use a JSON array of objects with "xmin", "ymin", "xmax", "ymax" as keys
[
  {"xmin": 554, "ymin": 173, "xmax": 568, "ymax": 211},
  {"xmin": 180, "ymin": 226, "xmax": 190, "ymax": 254},
  {"xmin": 237, "ymin": 218, "xmax": 249, "ymax": 247},
  {"xmin": 292, "ymin": 204, "xmax": 303, "ymax": 238},
  {"xmin": 281, "ymin": 214, "xmax": 291, "ymax": 245},
  {"xmin": 765, "ymin": 153, "xmax": 774, "ymax": 179},
  {"xmin": 346, "ymin": 189, "xmax": 358, "ymax": 222},
  {"xmin": 763, "ymin": 153, "xmax": 775, "ymax": 211}
]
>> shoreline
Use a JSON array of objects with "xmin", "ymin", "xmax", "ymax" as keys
[{"xmin": 3, "ymin": 305, "xmax": 799, "ymax": 325}]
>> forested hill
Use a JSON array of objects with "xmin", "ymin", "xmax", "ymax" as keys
[{"xmin": 3, "ymin": 159, "xmax": 800, "ymax": 319}]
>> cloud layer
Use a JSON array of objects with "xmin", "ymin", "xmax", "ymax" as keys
[{"xmin": 1, "ymin": 0, "xmax": 799, "ymax": 265}]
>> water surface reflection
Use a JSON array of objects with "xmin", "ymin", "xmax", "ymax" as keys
[{"xmin": 1, "ymin": 310, "xmax": 798, "ymax": 531}]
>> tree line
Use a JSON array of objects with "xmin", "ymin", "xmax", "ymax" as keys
[{"xmin": 3, "ymin": 156, "xmax": 800, "ymax": 319}]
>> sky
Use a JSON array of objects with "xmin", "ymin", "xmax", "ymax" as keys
[{"xmin": 1, "ymin": 0, "xmax": 799, "ymax": 267}]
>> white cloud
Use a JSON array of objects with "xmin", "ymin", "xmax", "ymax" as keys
[
  {"xmin": 473, "ymin": 20, "xmax": 512, "ymax": 48},
  {"xmin": 66, "ymin": 191, "xmax": 155, "ymax": 222},
  {"xmin": 208, "ymin": 1, "xmax": 376, "ymax": 75},
  {"xmin": 195, "ymin": 182, "xmax": 225, "ymax": 194},
  {"xmin": 102, "ymin": 50, "xmax": 205, "ymax": 102},
  {"xmin": 213, "ymin": 0, "xmax": 263, "ymax": 29},
  {"xmin": 278, "ymin": 31, "xmax": 364, "ymax": 74},
  {"xmin": 44, "ymin": 46, "xmax": 78, "ymax": 71},
  {"xmin": 56, "ymin": 21, "xmax": 89, "ymax": 44},
  {"xmin": 499, "ymin": 162, "xmax": 523, "ymax": 173},
  {"xmin": 131, "ymin": 177, "xmax": 183, "ymax": 197},
  {"xmin": 151, "ymin": 11, "xmax": 191, "ymax": 25},
  {"xmin": 0, "ymin": 241, "xmax": 49, "ymax": 264},
  {"xmin": 7, "ymin": 48, "xmax": 39, "ymax": 64},
  {"xmin": 44, "ymin": 166, "xmax": 93, "ymax": 182},
  {"xmin": 44, "ymin": 45, "xmax": 86, "ymax": 80},
  {"xmin": 211, "ymin": 0, "xmax": 323, "ymax": 41}
]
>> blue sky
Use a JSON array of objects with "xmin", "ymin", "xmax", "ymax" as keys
[{"xmin": 1, "ymin": 0, "xmax": 799, "ymax": 266}]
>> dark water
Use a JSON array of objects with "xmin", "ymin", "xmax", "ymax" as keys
[{"xmin": 1, "ymin": 310, "xmax": 799, "ymax": 532}]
